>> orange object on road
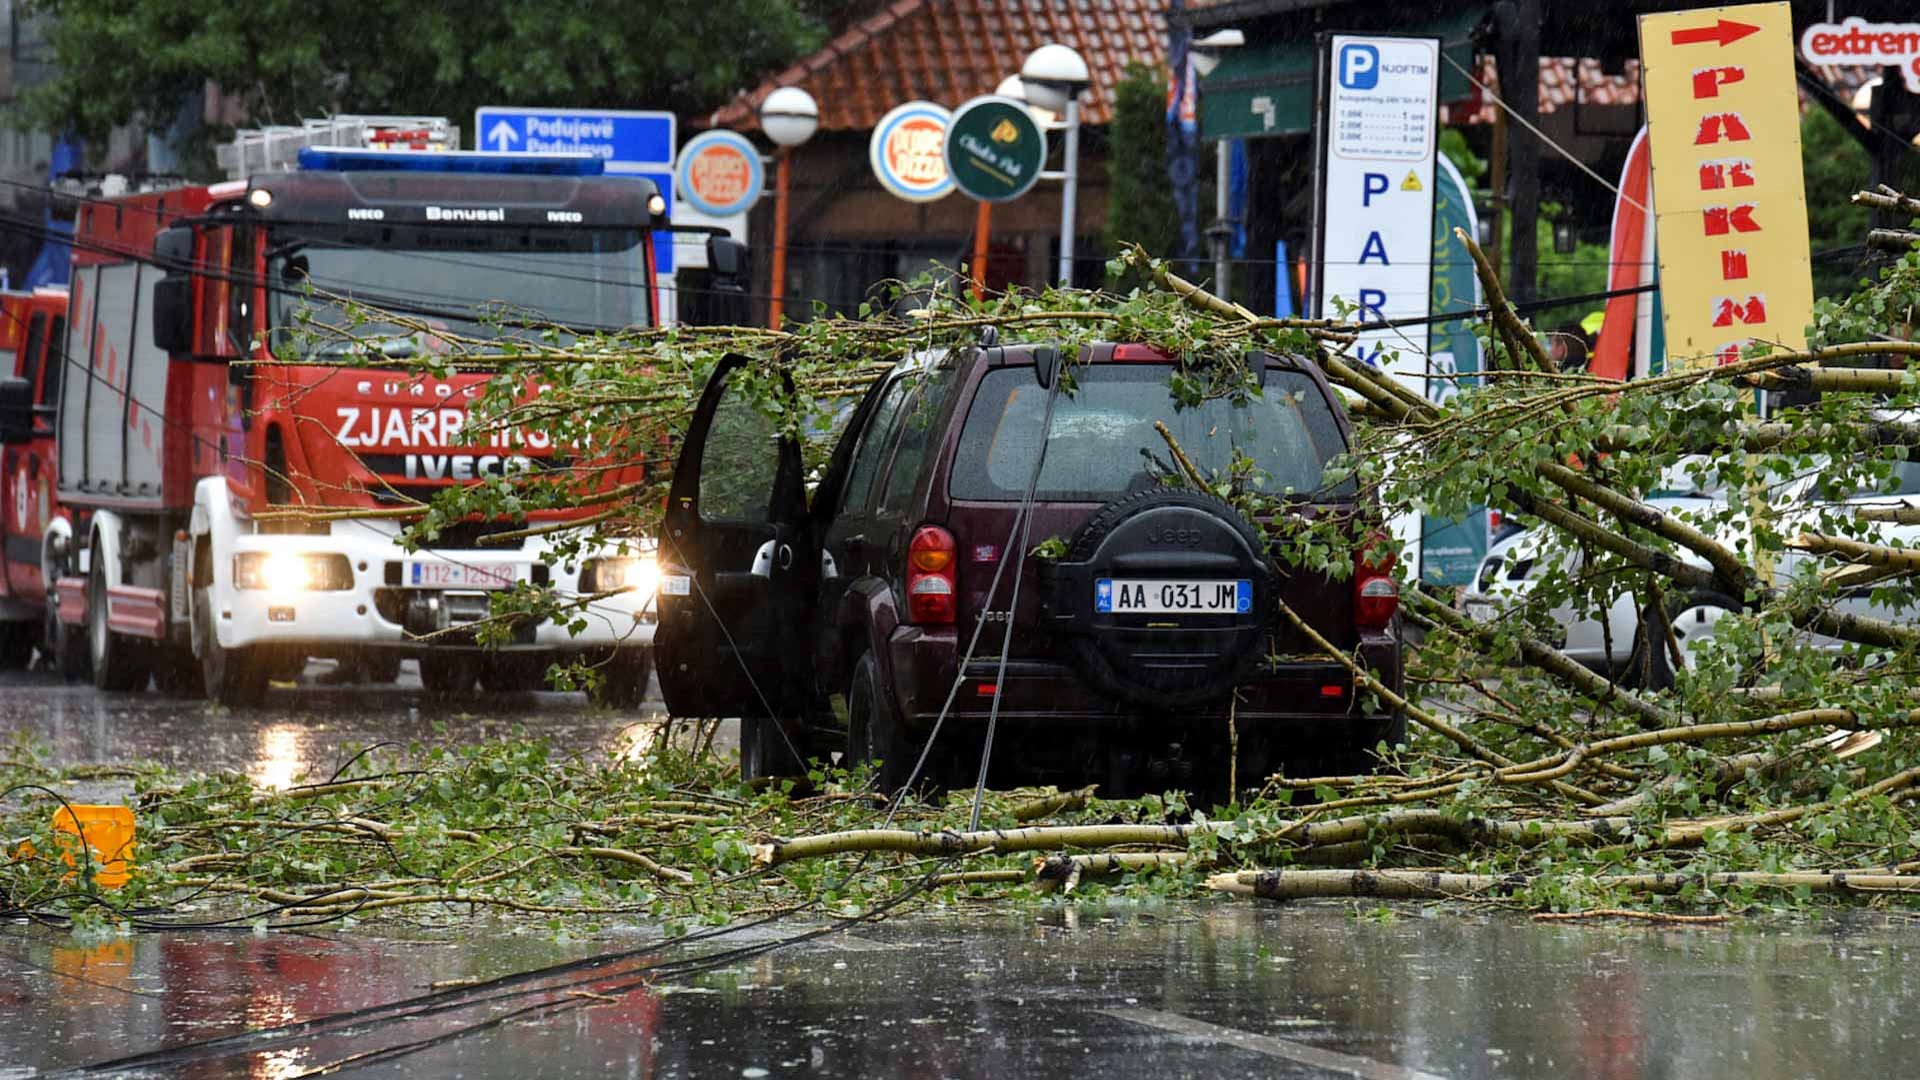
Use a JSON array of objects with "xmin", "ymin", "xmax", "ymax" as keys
[{"xmin": 51, "ymin": 805, "xmax": 136, "ymax": 889}]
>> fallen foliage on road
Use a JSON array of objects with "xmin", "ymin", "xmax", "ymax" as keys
[
  {"xmin": 8, "ymin": 190, "xmax": 1920, "ymax": 928},
  {"xmin": 4, "ymin": 703, "xmax": 1920, "ymax": 932}
]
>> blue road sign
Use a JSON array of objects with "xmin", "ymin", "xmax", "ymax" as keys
[{"xmin": 475, "ymin": 107, "xmax": 678, "ymax": 272}]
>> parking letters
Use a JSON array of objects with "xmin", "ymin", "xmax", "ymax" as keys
[
  {"xmin": 1339, "ymin": 44, "xmax": 1380, "ymax": 89},
  {"xmin": 1316, "ymin": 34, "xmax": 1440, "ymax": 397}
]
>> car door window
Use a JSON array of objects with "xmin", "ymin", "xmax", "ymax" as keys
[
  {"xmin": 879, "ymin": 368, "xmax": 955, "ymax": 514},
  {"xmin": 698, "ymin": 377, "xmax": 782, "ymax": 522},
  {"xmin": 1855, "ymin": 459, "xmax": 1920, "ymax": 498},
  {"xmin": 840, "ymin": 378, "xmax": 911, "ymax": 513}
]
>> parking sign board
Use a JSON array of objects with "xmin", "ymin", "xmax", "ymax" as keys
[
  {"xmin": 475, "ymin": 106, "xmax": 678, "ymax": 272},
  {"xmin": 1311, "ymin": 34, "xmax": 1440, "ymax": 399}
]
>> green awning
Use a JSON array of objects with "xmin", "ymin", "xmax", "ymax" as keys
[{"xmin": 1198, "ymin": 8, "xmax": 1486, "ymax": 140}]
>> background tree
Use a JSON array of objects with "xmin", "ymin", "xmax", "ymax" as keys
[
  {"xmin": 1104, "ymin": 61, "xmax": 1179, "ymax": 260},
  {"xmin": 18, "ymin": 0, "xmax": 849, "ymax": 157},
  {"xmin": 1801, "ymin": 105, "xmax": 1920, "ymax": 300}
]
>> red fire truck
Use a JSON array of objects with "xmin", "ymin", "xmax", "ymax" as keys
[
  {"xmin": 0, "ymin": 287, "xmax": 71, "ymax": 668},
  {"xmin": 32, "ymin": 118, "xmax": 728, "ymax": 705}
]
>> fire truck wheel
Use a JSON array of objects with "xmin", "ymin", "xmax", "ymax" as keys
[
  {"xmin": 0, "ymin": 622, "xmax": 32, "ymax": 670},
  {"xmin": 589, "ymin": 649, "xmax": 652, "ymax": 708},
  {"xmin": 46, "ymin": 603, "xmax": 86, "ymax": 681},
  {"xmin": 362, "ymin": 651, "xmax": 403, "ymax": 684},
  {"xmin": 195, "ymin": 587, "xmax": 269, "ymax": 707},
  {"xmin": 152, "ymin": 646, "xmax": 205, "ymax": 696},
  {"xmin": 478, "ymin": 655, "xmax": 547, "ymax": 694},
  {"xmin": 419, "ymin": 654, "xmax": 480, "ymax": 698},
  {"xmin": 88, "ymin": 566, "xmax": 152, "ymax": 692}
]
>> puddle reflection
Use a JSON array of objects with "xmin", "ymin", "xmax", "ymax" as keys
[
  {"xmin": 5, "ymin": 908, "xmax": 1918, "ymax": 1079},
  {"xmin": 248, "ymin": 725, "xmax": 309, "ymax": 790}
]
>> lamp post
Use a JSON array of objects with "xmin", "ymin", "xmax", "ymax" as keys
[
  {"xmin": 1191, "ymin": 29, "xmax": 1245, "ymax": 298},
  {"xmin": 759, "ymin": 86, "xmax": 818, "ymax": 328},
  {"xmin": 1021, "ymin": 44, "xmax": 1090, "ymax": 287}
]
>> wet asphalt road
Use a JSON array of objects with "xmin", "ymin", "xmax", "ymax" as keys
[
  {"xmin": 0, "ymin": 663, "xmax": 679, "ymax": 785},
  {"xmin": 6, "ymin": 670, "xmax": 1920, "ymax": 1078}
]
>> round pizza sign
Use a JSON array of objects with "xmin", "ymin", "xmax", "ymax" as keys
[
  {"xmin": 677, "ymin": 130, "xmax": 764, "ymax": 218},
  {"xmin": 870, "ymin": 102, "xmax": 954, "ymax": 203}
]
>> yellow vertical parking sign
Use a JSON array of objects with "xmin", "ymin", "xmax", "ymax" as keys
[{"xmin": 1639, "ymin": 3, "xmax": 1813, "ymax": 368}]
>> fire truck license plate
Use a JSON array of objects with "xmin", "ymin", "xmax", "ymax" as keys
[
  {"xmin": 1096, "ymin": 579, "xmax": 1252, "ymax": 615},
  {"xmin": 408, "ymin": 562, "xmax": 520, "ymax": 590}
]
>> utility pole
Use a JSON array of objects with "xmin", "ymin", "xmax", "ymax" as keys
[{"xmin": 1497, "ymin": 0, "xmax": 1542, "ymax": 303}]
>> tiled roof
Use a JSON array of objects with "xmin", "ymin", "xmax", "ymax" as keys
[
  {"xmin": 706, "ymin": 0, "xmax": 1167, "ymax": 133},
  {"xmin": 1445, "ymin": 57, "xmax": 1642, "ymax": 125}
]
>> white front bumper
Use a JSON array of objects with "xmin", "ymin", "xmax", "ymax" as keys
[{"xmin": 215, "ymin": 518, "xmax": 656, "ymax": 653}]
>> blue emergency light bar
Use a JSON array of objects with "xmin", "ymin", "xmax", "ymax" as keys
[{"xmin": 296, "ymin": 147, "xmax": 607, "ymax": 176}]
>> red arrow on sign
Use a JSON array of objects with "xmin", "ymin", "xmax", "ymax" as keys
[{"xmin": 1670, "ymin": 19, "xmax": 1760, "ymax": 47}]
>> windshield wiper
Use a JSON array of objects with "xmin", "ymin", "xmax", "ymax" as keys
[{"xmin": 313, "ymin": 333, "xmax": 418, "ymax": 360}]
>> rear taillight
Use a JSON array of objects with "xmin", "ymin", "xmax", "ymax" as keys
[
  {"xmin": 1354, "ymin": 535, "xmax": 1399, "ymax": 629},
  {"xmin": 907, "ymin": 525, "xmax": 957, "ymax": 624}
]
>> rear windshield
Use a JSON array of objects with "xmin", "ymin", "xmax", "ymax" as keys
[{"xmin": 950, "ymin": 364, "xmax": 1350, "ymax": 502}]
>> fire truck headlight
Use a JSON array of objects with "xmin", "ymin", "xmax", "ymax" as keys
[
  {"xmin": 234, "ymin": 552, "xmax": 351, "ymax": 593},
  {"xmin": 646, "ymin": 193, "xmax": 666, "ymax": 216},
  {"xmin": 583, "ymin": 555, "xmax": 657, "ymax": 599}
]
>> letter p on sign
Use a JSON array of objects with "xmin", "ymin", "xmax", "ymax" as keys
[{"xmin": 1339, "ymin": 44, "xmax": 1380, "ymax": 90}]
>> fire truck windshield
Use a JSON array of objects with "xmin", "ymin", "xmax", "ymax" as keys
[{"xmin": 266, "ymin": 226, "xmax": 651, "ymax": 358}]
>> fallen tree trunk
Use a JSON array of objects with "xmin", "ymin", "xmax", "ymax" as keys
[
  {"xmin": 1790, "ymin": 532, "xmax": 1920, "ymax": 573},
  {"xmin": 1209, "ymin": 868, "xmax": 1920, "ymax": 902},
  {"xmin": 1857, "ymin": 506, "xmax": 1920, "ymax": 526},
  {"xmin": 751, "ymin": 823, "xmax": 1204, "ymax": 867},
  {"xmin": 1033, "ymin": 852, "xmax": 1196, "ymax": 892}
]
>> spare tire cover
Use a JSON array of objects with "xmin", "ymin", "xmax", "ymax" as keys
[{"xmin": 1040, "ymin": 488, "xmax": 1276, "ymax": 710}]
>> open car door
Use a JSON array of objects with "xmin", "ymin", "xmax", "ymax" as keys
[{"xmin": 655, "ymin": 355, "xmax": 816, "ymax": 720}]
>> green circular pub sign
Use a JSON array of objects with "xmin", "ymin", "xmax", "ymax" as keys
[{"xmin": 943, "ymin": 95, "xmax": 1046, "ymax": 203}]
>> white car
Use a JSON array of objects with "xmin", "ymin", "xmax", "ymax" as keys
[
  {"xmin": 1464, "ymin": 455, "xmax": 1920, "ymax": 687},
  {"xmin": 1465, "ymin": 493, "xmax": 1720, "ymax": 686}
]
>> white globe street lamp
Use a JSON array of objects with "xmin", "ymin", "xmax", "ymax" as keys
[
  {"xmin": 1021, "ymin": 43, "xmax": 1089, "ymax": 286},
  {"xmin": 759, "ymin": 86, "xmax": 819, "ymax": 327},
  {"xmin": 994, "ymin": 74, "xmax": 1057, "ymax": 128},
  {"xmin": 759, "ymin": 86, "xmax": 819, "ymax": 149},
  {"xmin": 1019, "ymin": 44, "xmax": 1090, "ymax": 114}
]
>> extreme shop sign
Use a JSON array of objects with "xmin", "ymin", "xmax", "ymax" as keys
[
  {"xmin": 1637, "ymin": 3, "xmax": 1813, "ymax": 368},
  {"xmin": 1800, "ymin": 17, "xmax": 1920, "ymax": 91}
]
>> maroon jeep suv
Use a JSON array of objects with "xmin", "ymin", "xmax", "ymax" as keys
[{"xmin": 655, "ymin": 341, "xmax": 1403, "ymax": 797}]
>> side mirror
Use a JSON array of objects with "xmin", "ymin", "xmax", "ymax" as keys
[
  {"xmin": 0, "ymin": 376, "xmax": 32, "ymax": 445},
  {"xmin": 1033, "ymin": 346, "xmax": 1062, "ymax": 390},
  {"xmin": 706, "ymin": 236, "xmax": 748, "ymax": 294},
  {"xmin": 152, "ymin": 276, "xmax": 192, "ymax": 354},
  {"xmin": 153, "ymin": 225, "xmax": 193, "ymax": 272},
  {"xmin": 152, "ymin": 226, "xmax": 194, "ymax": 354}
]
